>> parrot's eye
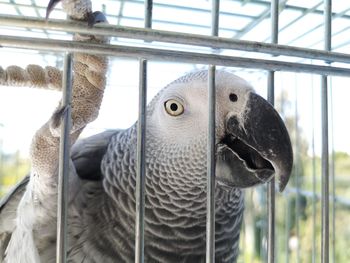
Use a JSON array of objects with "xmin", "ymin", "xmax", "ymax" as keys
[
  {"xmin": 229, "ymin": 93, "xmax": 238, "ymax": 102},
  {"xmin": 164, "ymin": 99, "xmax": 184, "ymax": 116}
]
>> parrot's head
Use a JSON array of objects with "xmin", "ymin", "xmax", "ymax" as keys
[{"xmin": 147, "ymin": 69, "xmax": 293, "ymax": 192}]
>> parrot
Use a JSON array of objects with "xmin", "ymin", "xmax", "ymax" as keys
[
  {"xmin": 0, "ymin": 1, "xmax": 293, "ymax": 262},
  {"xmin": 0, "ymin": 69, "xmax": 293, "ymax": 263}
]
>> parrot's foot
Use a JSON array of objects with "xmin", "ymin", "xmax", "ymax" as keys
[
  {"xmin": 46, "ymin": 0, "xmax": 107, "ymax": 27},
  {"xmin": 51, "ymin": 105, "xmax": 69, "ymax": 131}
]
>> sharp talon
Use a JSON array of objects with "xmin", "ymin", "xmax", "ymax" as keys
[
  {"xmin": 46, "ymin": 0, "xmax": 61, "ymax": 19},
  {"xmin": 87, "ymin": 11, "xmax": 108, "ymax": 27},
  {"xmin": 51, "ymin": 105, "xmax": 69, "ymax": 128}
]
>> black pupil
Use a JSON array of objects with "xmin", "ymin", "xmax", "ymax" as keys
[
  {"xmin": 170, "ymin": 103, "xmax": 178, "ymax": 111},
  {"xmin": 229, "ymin": 93, "xmax": 238, "ymax": 102}
]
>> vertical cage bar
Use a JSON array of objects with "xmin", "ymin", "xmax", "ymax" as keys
[
  {"xmin": 144, "ymin": 0, "xmax": 153, "ymax": 29},
  {"xmin": 135, "ymin": 59, "xmax": 147, "ymax": 263},
  {"xmin": 211, "ymin": 0, "xmax": 220, "ymax": 36},
  {"xmin": 311, "ymin": 79, "xmax": 317, "ymax": 263},
  {"xmin": 267, "ymin": 72, "xmax": 275, "ymax": 263},
  {"xmin": 324, "ymin": 0, "xmax": 332, "ymax": 53},
  {"xmin": 56, "ymin": 52, "xmax": 72, "ymax": 263},
  {"xmin": 284, "ymin": 196, "xmax": 290, "ymax": 263},
  {"xmin": 135, "ymin": 1, "xmax": 152, "ymax": 263},
  {"xmin": 329, "ymin": 80, "xmax": 335, "ymax": 263},
  {"xmin": 206, "ymin": 64, "xmax": 216, "ymax": 263},
  {"xmin": 270, "ymin": 0, "xmax": 279, "ymax": 45},
  {"xmin": 206, "ymin": 1, "xmax": 219, "ymax": 262},
  {"xmin": 294, "ymin": 79, "xmax": 301, "ymax": 263},
  {"xmin": 321, "ymin": 1, "xmax": 331, "ymax": 263},
  {"xmin": 321, "ymin": 75, "xmax": 329, "ymax": 263},
  {"xmin": 267, "ymin": 1, "xmax": 278, "ymax": 262}
]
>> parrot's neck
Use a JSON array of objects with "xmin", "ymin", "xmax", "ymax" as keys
[{"xmin": 100, "ymin": 126, "xmax": 244, "ymax": 261}]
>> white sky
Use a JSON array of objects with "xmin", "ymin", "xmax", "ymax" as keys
[{"xmin": 0, "ymin": 0, "xmax": 350, "ymax": 156}]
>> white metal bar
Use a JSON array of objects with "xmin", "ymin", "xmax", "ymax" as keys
[
  {"xmin": 1, "ymin": 35, "xmax": 350, "ymax": 77},
  {"xmin": 206, "ymin": 1, "xmax": 219, "ymax": 261},
  {"xmin": 284, "ymin": 195, "xmax": 291, "ymax": 263},
  {"xmin": 321, "ymin": 0, "xmax": 331, "ymax": 263},
  {"xmin": 294, "ymin": 80, "xmax": 301, "ymax": 263},
  {"xmin": 329, "ymin": 78, "xmax": 336, "ymax": 263},
  {"xmin": 56, "ymin": 52, "xmax": 72, "ymax": 263},
  {"xmin": 267, "ymin": 1, "xmax": 278, "ymax": 262},
  {"xmin": 2, "ymin": 15, "xmax": 350, "ymax": 64},
  {"xmin": 144, "ymin": 0, "xmax": 153, "ymax": 29},
  {"xmin": 135, "ymin": 59, "xmax": 147, "ymax": 263},
  {"xmin": 321, "ymin": 75, "xmax": 329, "ymax": 263},
  {"xmin": 211, "ymin": 0, "xmax": 220, "ymax": 37},
  {"xmin": 266, "ymin": 73, "xmax": 276, "ymax": 262},
  {"xmin": 311, "ymin": 80, "xmax": 317, "ymax": 263},
  {"xmin": 206, "ymin": 64, "xmax": 216, "ymax": 263},
  {"xmin": 135, "ymin": 1, "xmax": 152, "ymax": 262}
]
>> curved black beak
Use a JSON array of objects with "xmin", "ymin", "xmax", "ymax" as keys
[{"xmin": 217, "ymin": 92, "xmax": 293, "ymax": 191}]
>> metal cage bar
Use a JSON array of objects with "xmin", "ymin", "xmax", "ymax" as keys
[
  {"xmin": 329, "ymin": 78, "xmax": 336, "ymax": 263},
  {"xmin": 2, "ymin": 14, "xmax": 350, "ymax": 64},
  {"xmin": 284, "ymin": 194, "xmax": 291, "ymax": 263},
  {"xmin": 321, "ymin": 1, "xmax": 332, "ymax": 263},
  {"xmin": 311, "ymin": 80, "xmax": 317, "ymax": 263},
  {"xmin": 206, "ymin": 64, "xmax": 216, "ymax": 263},
  {"xmin": 206, "ymin": 1, "xmax": 219, "ymax": 262},
  {"xmin": 56, "ymin": 52, "xmax": 72, "ymax": 263},
  {"xmin": 1, "ymin": 35, "xmax": 350, "ymax": 77},
  {"xmin": 135, "ymin": 58, "xmax": 147, "ymax": 263},
  {"xmin": 135, "ymin": 1, "xmax": 153, "ymax": 262},
  {"xmin": 267, "ymin": 0, "xmax": 279, "ymax": 262},
  {"xmin": 321, "ymin": 75, "xmax": 329, "ymax": 263},
  {"xmin": 294, "ymin": 77, "xmax": 301, "ymax": 263}
]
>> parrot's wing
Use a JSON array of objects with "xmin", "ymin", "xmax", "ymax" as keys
[{"xmin": 72, "ymin": 129, "xmax": 118, "ymax": 181}]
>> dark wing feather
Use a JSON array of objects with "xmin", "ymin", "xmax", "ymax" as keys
[{"xmin": 71, "ymin": 129, "xmax": 118, "ymax": 181}]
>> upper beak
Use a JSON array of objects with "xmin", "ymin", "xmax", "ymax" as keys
[{"xmin": 216, "ymin": 92, "xmax": 293, "ymax": 191}]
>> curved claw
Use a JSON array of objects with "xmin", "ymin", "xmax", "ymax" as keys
[
  {"xmin": 46, "ymin": 0, "xmax": 61, "ymax": 19},
  {"xmin": 87, "ymin": 11, "xmax": 108, "ymax": 27}
]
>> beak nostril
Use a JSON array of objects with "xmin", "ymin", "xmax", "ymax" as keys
[{"xmin": 229, "ymin": 93, "xmax": 238, "ymax": 102}]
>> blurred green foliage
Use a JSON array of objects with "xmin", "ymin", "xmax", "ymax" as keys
[{"xmin": 0, "ymin": 151, "xmax": 30, "ymax": 197}]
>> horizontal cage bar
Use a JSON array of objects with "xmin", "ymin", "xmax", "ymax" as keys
[
  {"xmin": 1, "ymin": 35, "xmax": 350, "ymax": 76},
  {"xmin": 1, "ymin": 15, "xmax": 350, "ymax": 64}
]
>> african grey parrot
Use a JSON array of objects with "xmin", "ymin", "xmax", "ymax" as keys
[{"xmin": 0, "ymin": 69, "xmax": 292, "ymax": 262}]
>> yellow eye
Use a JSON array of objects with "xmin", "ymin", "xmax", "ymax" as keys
[{"xmin": 164, "ymin": 99, "xmax": 184, "ymax": 116}]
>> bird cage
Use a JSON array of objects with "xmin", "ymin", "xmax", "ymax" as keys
[{"xmin": 0, "ymin": 0, "xmax": 349, "ymax": 262}]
